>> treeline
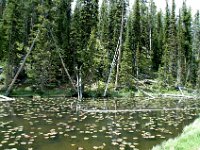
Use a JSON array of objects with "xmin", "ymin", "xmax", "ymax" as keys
[{"xmin": 0, "ymin": 0, "xmax": 200, "ymax": 92}]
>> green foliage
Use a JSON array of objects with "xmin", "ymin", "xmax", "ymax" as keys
[
  {"xmin": 0, "ymin": 0, "xmax": 200, "ymax": 96},
  {"xmin": 107, "ymin": 0, "xmax": 127, "ymax": 62},
  {"xmin": 169, "ymin": 0, "xmax": 178, "ymax": 78},
  {"xmin": 97, "ymin": 0, "xmax": 110, "ymax": 80},
  {"xmin": 83, "ymin": 29, "xmax": 98, "ymax": 82},
  {"xmin": 98, "ymin": 0, "xmax": 109, "ymax": 47},
  {"xmin": 122, "ymin": 0, "xmax": 141, "ymax": 78},
  {"xmin": 159, "ymin": 0, "xmax": 171, "ymax": 84},
  {"xmin": 55, "ymin": 0, "xmax": 73, "ymax": 72},
  {"xmin": 1, "ymin": 0, "xmax": 30, "ymax": 86},
  {"xmin": 176, "ymin": 10, "xmax": 185, "ymax": 86},
  {"xmin": 26, "ymin": 1, "xmax": 59, "ymax": 92},
  {"xmin": 152, "ymin": 11, "xmax": 163, "ymax": 71},
  {"xmin": 120, "ymin": 5, "xmax": 132, "ymax": 84},
  {"xmin": 193, "ymin": 11, "xmax": 200, "ymax": 89},
  {"xmin": 71, "ymin": 0, "xmax": 98, "ymax": 64}
]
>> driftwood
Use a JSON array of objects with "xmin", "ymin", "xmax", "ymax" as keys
[
  {"xmin": 0, "ymin": 95, "xmax": 15, "ymax": 101},
  {"xmin": 133, "ymin": 78, "xmax": 198, "ymax": 100},
  {"xmin": 161, "ymin": 94, "xmax": 195, "ymax": 99},
  {"xmin": 138, "ymin": 88, "xmax": 155, "ymax": 99},
  {"xmin": 133, "ymin": 78, "xmax": 155, "ymax": 98},
  {"xmin": 143, "ymin": 79, "xmax": 158, "ymax": 85},
  {"xmin": 82, "ymin": 107, "xmax": 200, "ymax": 113}
]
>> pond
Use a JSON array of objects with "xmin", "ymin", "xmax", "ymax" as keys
[{"xmin": 0, "ymin": 97, "xmax": 200, "ymax": 150}]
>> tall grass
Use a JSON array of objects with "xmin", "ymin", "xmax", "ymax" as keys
[{"xmin": 152, "ymin": 118, "xmax": 200, "ymax": 150}]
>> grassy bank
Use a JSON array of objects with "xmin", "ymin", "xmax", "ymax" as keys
[
  {"xmin": 0, "ymin": 78, "xmax": 198, "ymax": 98},
  {"xmin": 152, "ymin": 118, "xmax": 200, "ymax": 150},
  {"xmin": 0, "ymin": 85, "xmax": 196, "ymax": 98}
]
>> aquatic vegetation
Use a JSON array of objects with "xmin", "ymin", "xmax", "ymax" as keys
[{"xmin": 0, "ymin": 98, "xmax": 199, "ymax": 150}]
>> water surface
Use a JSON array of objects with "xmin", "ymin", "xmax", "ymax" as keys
[{"xmin": 0, "ymin": 97, "xmax": 199, "ymax": 150}]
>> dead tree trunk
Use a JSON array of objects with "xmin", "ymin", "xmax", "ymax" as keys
[
  {"xmin": 114, "ymin": 6, "xmax": 124, "ymax": 90},
  {"xmin": 59, "ymin": 53, "xmax": 77, "ymax": 91},
  {"xmin": 76, "ymin": 66, "xmax": 82, "ymax": 101},
  {"xmin": 49, "ymin": 29, "xmax": 77, "ymax": 91},
  {"xmin": 103, "ymin": 40, "xmax": 120, "ymax": 97},
  {"xmin": 5, "ymin": 30, "xmax": 40, "ymax": 96}
]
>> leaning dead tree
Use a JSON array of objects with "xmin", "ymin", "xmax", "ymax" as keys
[
  {"xmin": 50, "ymin": 28, "xmax": 83, "ymax": 101},
  {"xmin": 103, "ymin": 39, "xmax": 120, "ymax": 97},
  {"xmin": 103, "ymin": 4, "xmax": 124, "ymax": 97},
  {"xmin": 5, "ymin": 30, "xmax": 40, "ymax": 96},
  {"xmin": 49, "ymin": 29, "xmax": 77, "ymax": 92},
  {"xmin": 114, "ymin": 6, "xmax": 124, "ymax": 90},
  {"xmin": 5, "ymin": 26, "xmax": 77, "ymax": 96}
]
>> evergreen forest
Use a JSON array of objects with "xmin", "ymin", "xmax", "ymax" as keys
[{"xmin": 0, "ymin": 0, "xmax": 200, "ymax": 97}]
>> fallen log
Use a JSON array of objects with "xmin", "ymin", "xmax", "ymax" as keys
[
  {"xmin": 139, "ymin": 89, "xmax": 155, "ymax": 99},
  {"xmin": 143, "ymin": 79, "xmax": 158, "ymax": 85},
  {"xmin": 82, "ymin": 107, "xmax": 200, "ymax": 113},
  {"xmin": 161, "ymin": 94, "xmax": 195, "ymax": 99},
  {"xmin": 0, "ymin": 95, "xmax": 15, "ymax": 101}
]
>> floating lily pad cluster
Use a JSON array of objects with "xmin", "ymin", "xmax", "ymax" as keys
[{"xmin": 0, "ymin": 98, "xmax": 199, "ymax": 150}]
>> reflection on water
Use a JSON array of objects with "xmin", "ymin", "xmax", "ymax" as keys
[{"xmin": 0, "ymin": 97, "xmax": 199, "ymax": 150}]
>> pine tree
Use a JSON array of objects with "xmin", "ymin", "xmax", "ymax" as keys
[
  {"xmin": 132, "ymin": 0, "xmax": 141, "ymax": 77},
  {"xmin": 152, "ymin": 11, "xmax": 163, "ymax": 71},
  {"xmin": 56, "ymin": 0, "xmax": 72, "ymax": 74},
  {"xmin": 139, "ymin": 1, "xmax": 149, "ymax": 75},
  {"xmin": 0, "ymin": 14, "xmax": 3, "ymax": 60},
  {"xmin": 176, "ymin": 9, "xmax": 184, "ymax": 86},
  {"xmin": 107, "ymin": 0, "xmax": 126, "ymax": 62},
  {"xmin": 169, "ymin": 0, "xmax": 177, "ymax": 80},
  {"xmin": 0, "ymin": 0, "xmax": 5, "ymax": 60},
  {"xmin": 159, "ymin": 0, "xmax": 172, "ymax": 84},
  {"xmin": 140, "ymin": 0, "xmax": 157, "ymax": 76},
  {"xmin": 1, "ymin": 0, "xmax": 28, "ymax": 86},
  {"xmin": 97, "ymin": 0, "xmax": 109, "ymax": 80},
  {"xmin": 98, "ymin": 0, "xmax": 109, "ymax": 48},
  {"xmin": 0, "ymin": 0, "xmax": 6, "ymax": 18},
  {"xmin": 85, "ymin": 29, "xmax": 98, "ymax": 83},
  {"xmin": 70, "ymin": 0, "xmax": 99, "ymax": 91},
  {"xmin": 181, "ymin": 1, "xmax": 192, "ymax": 85},
  {"xmin": 148, "ymin": 0, "xmax": 157, "ymax": 59},
  {"xmin": 121, "ymin": 9, "xmax": 134, "ymax": 85},
  {"xmin": 70, "ymin": 0, "xmax": 82, "ymax": 71},
  {"xmin": 193, "ymin": 11, "xmax": 200, "ymax": 88},
  {"xmin": 122, "ymin": 0, "xmax": 142, "ymax": 79},
  {"xmin": 25, "ymin": 0, "xmax": 59, "ymax": 92}
]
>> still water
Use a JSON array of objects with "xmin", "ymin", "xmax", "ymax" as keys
[{"xmin": 0, "ymin": 97, "xmax": 199, "ymax": 150}]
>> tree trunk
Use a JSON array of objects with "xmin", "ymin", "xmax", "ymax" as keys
[
  {"xmin": 115, "ymin": 6, "xmax": 124, "ymax": 90},
  {"xmin": 76, "ymin": 67, "xmax": 82, "ymax": 101},
  {"xmin": 176, "ymin": 52, "xmax": 181, "ymax": 85},
  {"xmin": 103, "ymin": 39, "xmax": 120, "ymax": 97},
  {"xmin": 49, "ymin": 29, "xmax": 77, "ymax": 91},
  {"xmin": 5, "ymin": 30, "xmax": 40, "ymax": 96},
  {"xmin": 59, "ymin": 53, "xmax": 77, "ymax": 91}
]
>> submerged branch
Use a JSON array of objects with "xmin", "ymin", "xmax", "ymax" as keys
[{"xmin": 82, "ymin": 107, "xmax": 200, "ymax": 113}]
